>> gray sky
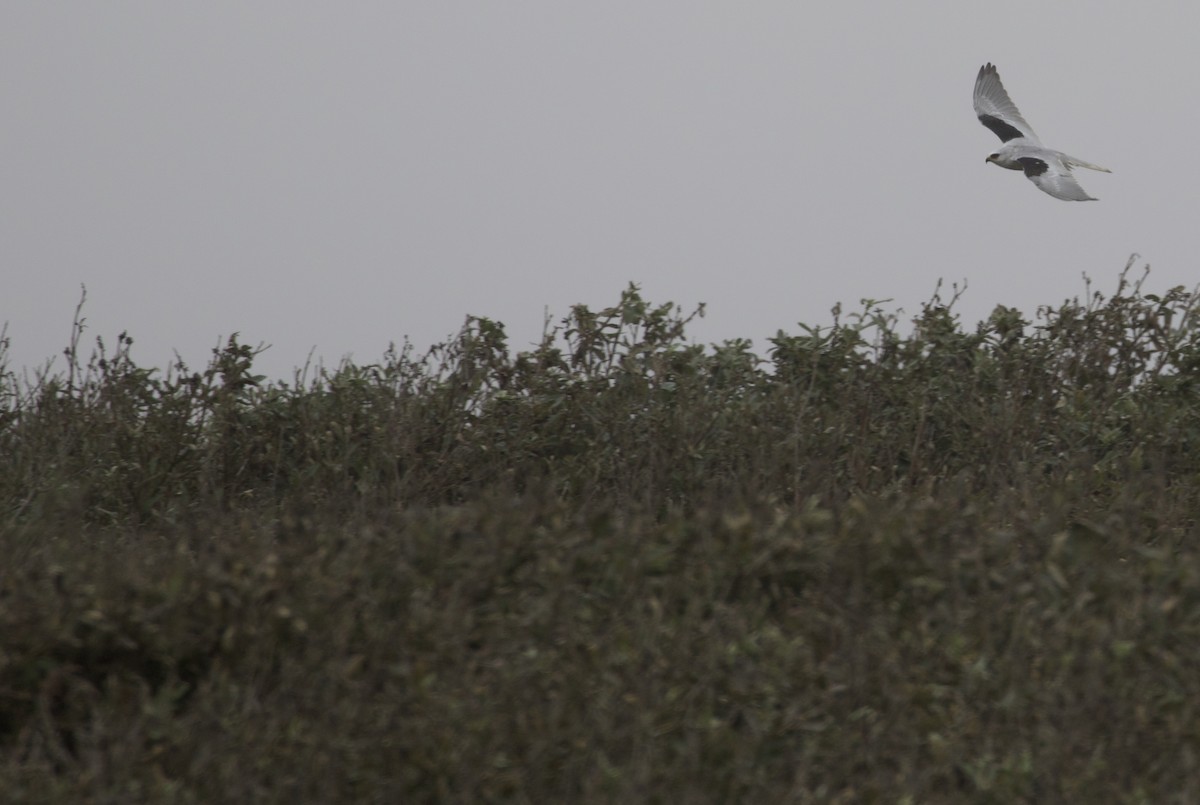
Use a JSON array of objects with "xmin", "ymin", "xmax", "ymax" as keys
[{"xmin": 4, "ymin": 3, "xmax": 1197, "ymax": 381}]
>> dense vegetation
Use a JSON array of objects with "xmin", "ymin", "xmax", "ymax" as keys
[{"xmin": 3, "ymin": 265, "xmax": 1200, "ymax": 802}]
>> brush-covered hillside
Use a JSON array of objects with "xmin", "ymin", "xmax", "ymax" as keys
[{"xmin": 3, "ymin": 268, "xmax": 1200, "ymax": 802}]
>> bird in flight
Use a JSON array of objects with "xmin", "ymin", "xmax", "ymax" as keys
[{"xmin": 974, "ymin": 63, "xmax": 1110, "ymax": 201}]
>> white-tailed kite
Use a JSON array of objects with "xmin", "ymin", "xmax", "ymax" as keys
[{"xmin": 974, "ymin": 63, "xmax": 1110, "ymax": 201}]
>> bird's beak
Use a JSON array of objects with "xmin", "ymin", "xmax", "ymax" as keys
[{"xmin": 984, "ymin": 155, "xmax": 995, "ymax": 164}]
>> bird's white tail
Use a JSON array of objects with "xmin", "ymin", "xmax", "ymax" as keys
[{"xmin": 1064, "ymin": 156, "xmax": 1111, "ymax": 173}]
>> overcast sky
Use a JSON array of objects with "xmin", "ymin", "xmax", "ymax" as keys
[{"xmin": 4, "ymin": 3, "xmax": 1198, "ymax": 381}]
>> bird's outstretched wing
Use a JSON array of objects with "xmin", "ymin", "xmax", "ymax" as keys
[
  {"xmin": 975, "ymin": 63, "xmax": 1040, "ymax": 144},
  {"xmin": 1017, "ymin": 156, "xmax": 1096, "ymax": 201}
]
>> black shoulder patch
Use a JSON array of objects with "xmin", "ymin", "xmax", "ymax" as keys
[
  {"xmin": 978, "ymin": 114, "xmax": 1026, "ymax": 143},
  {"xmin": 1016, "ymin": 157, "xmax": 1049, "ymax": 178}
]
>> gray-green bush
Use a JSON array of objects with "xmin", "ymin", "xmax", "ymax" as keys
[{"xmin": 3, "ymin": 263, "xmax": 1200, "ymax": 802}]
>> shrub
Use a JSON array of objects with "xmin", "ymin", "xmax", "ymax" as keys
[{"xmin": 4, "ymin": 263, "xmax": 1200, "ymax": 801}]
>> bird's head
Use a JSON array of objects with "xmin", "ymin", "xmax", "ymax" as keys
[{"xmin": 985, "ymin": 153, "xmax": 1000, "ymax": 164}]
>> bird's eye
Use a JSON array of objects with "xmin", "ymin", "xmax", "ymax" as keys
[{"xmin": 989, "ymin": 154, "xmax": 999, "ymax": 159}]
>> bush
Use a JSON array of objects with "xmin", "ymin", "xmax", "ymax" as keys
[{"xmin": 3, "ymin": 263, "xmax": 1200, "ymax": 801}]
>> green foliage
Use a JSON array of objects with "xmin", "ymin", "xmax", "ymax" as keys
[{"xmin": 4, "ymin": 266, "xmax": 1200, "ymax": 801}]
